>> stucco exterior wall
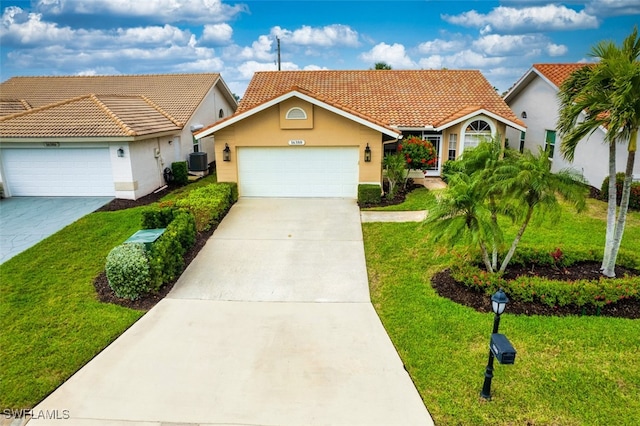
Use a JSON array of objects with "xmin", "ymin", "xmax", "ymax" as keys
[
  {"xmin": 506, "ymin": 74, "xmax": 639, "ymax": 187},
  {"xmin": 213, "ymin": 99, "xmax": 385, "ymax": 185},
  {"xmin": 128, "ymin": 139, "xmax": 164, "ymax": 199}
]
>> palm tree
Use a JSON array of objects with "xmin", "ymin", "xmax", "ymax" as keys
[
  {"xmin": 424, "ymin": 172, "xmax": 499, "ymax": 272},
  {"xmin": 557, "ymin": 26, "xmax": 640, "ymax": 277},
  {"xmin": 497, "ymin": 148, "xmax": 588, "ymax": 272}
]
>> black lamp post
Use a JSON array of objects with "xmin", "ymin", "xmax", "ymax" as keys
[{"xmin": 481, "ymin": 288, "xmax": 509, "ymax": 400}]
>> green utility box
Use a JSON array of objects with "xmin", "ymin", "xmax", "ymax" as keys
[{"xmin": 124, "ymin": 228, "xmax": 166, "ymax": 250}]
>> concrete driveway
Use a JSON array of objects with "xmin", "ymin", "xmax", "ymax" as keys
[
  {"xmin": 31, "ymin": 198, "xmax": 433, "ymax": 425},
  {"xmin": 0, "ymin": 197, "xmax": 112, "ymax": 264}
]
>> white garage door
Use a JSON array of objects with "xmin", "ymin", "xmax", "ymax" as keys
[
  {"xmin": 2, "ymin": 148, "xmax": 115, "ymax": 196},
  {"xmin": 238, "ymin": 147, "xmax": 359, "ymax": 198}
]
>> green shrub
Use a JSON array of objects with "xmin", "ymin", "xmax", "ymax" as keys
[
  {"xmin": 601, "ymin": 172, "xmax": 640, "ymax": 210},
  {"xmin": 105, "ymin": 243, "xmax": 151, "ymax": 300},
  {"xmin": 223, "ymin": 182, "xmax": 239, "ymax": 203},
  {"xmin": 383, "ymin": 153, "xmax": 407, "ymax": 197},
  {"xmin": 141, "ymin": 206, "xmax": 175, "ymax": 229},
  {"xmin": 175, "ymin": 184, "xmax": 232, "ymax": 231},
  {"xmin": 172, "ymin": 161, "xmax": 189, "ymax": 185},
  {"xmin": 450, "ymin": 258, "xmax": 640, "ymax": 310},
  {"xmin": 441, "ymin": 159, "xmax": 464, "ymax": 183},
  {"xmin": 358, "ymin": 184, "xmax": 381, "ymax": 204}
]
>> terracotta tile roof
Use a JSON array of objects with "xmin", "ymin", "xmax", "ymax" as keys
[
  {"xmin": 533, "ymin": 63, "xmax": 589, "ymax": 89},
  {"xmin": 0, "ymin": 73, "xmax": 221, "ymax": 127},
  {"xmin": 0, "ymin": 99, "xmax": 31, "ymax": 117},
  {"xmin": 0, "ymin": 94, "xmax": 180, "ymax": 138},
  {"xmin": 239, "ymin": 70, "xmax": 523, "ymax": 129}
]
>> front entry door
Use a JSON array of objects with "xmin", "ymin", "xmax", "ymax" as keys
[{"xmin": 425, "ymin": 135, "xmax": 442, "ymax": 177}]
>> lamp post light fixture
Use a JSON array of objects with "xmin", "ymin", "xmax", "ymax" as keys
[
  {"xmin": 364, "ymin": 143, "xmax": 372, "ymax": 162},
  {"xmin": 222, "ymin": 143, "xmax": 231, "ymax": 162},
  {"xmin": 481, "ymin": 288, "xmax": 514, "ymax": 400}
]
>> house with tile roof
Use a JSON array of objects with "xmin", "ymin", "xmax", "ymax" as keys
[
  {"xmin": 504, "ymin": 63, "xmax": 640, "ymax": 187},
  {"xmin": 0, "ymin": 73, "xmax": 237, "ymax": 199},
  {"xmin": 195, "ymin": 70, "xmax": 525, "ymax": 198}
]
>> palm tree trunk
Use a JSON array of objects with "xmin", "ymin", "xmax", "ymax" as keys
[
  {"xmin": 499, "ymin": 206, "xmax": 534, "ymax": 273},
  {"xmin": 601, "ymin": 140, "xmax": 617, "ymax": 271},
  {"xmin": 479, "ymin": 240, "xmax": 494, "ymax": 273},
  {"xmin": 603, "ymin": 131, "xmax": 637, "ymax": 277},
  {"xmin": 490, "ymin": 195, "xmax": 498, "ymax": 271}
]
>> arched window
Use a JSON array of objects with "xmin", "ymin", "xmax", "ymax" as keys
[
  {"xmin": 285, "ymin": 107, "xmax": 307, "ymax": 120},
  {"xmin": 218, "ymin": 109, "xmax": 224, "ymax": 118},
  {"xmin": 463, "ymin": 119, "xmax": 493, "ymax": 150}
]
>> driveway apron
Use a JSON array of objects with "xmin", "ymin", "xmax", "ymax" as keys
[
  {"xmin": 0, "ymin": 197, "xmax": 112, "ymax": 264},
  {"xmin": 31, "ymin": 198, "xmax": 434, "ymax": 426}
]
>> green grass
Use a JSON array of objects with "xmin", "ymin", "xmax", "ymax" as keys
[
  {"xmin": 363, "ymin": 200, "xmax": 640, "ymax": 425},
  {"xmin": 0, "ymin": 177, "xmax": 221, "ymax": 409}
]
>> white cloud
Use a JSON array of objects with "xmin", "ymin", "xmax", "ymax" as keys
[
  {"xmin": 419, "ymin": 50, "xmax": 505, "ymax": 69},
  {"xmin": 302, "ymin": 64, "xmax": 328, "ymax": 71},
  {"xmin": 417, "ymin": 38, "xmax": 466, "ymax": 54},
  {"xmin": 472, "ymin": 34, "xmax": 567, "ymax": 57},
  {"xmin": 75, "ymin": 66, "xmax": 122, "ymax": 76},
  {"xmin": 238, "ymin": 35, "xmax": 274, "ymax": 61},
  {"xmin": 585, "ymin": 0, "xmax": 640, "ymax": 17},
  {"xmin": 202, "ymin": 23, "xmax": 233, "ymax": 44},
  {"xmin": 359, "ymin": 42, "xmax": 417, "ymax": 68},
  {"xmin": 443, "ymin": 5, "xmax": 599, "ymax": 33},
  {"xmin": 34, "ymin": 0, "xmax": 247, "ymax": 24},
  {"xmin": 175, "ymin": 57, "xmax": 224, "ymax": 72},
  {"xmin": 116, "ymin": 25, "xmax": 192, "ymax": 46},
  {"xmin": 271, "ymin": 24, "xmax": 359, "ymax": 47},
  {"xmin": 0, "ymin": 6, "xmax": 73, "ymax": 46}
]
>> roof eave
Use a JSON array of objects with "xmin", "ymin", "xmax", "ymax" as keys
[{"xmin": 435, "ymin": 108, "xmax": 527, "ymax": 133}]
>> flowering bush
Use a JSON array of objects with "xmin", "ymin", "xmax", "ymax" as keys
[{"xmin": 398, "ymin": 136, "xmax": 437, "ymax": 171}]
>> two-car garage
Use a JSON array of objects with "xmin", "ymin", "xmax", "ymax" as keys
[
  {"xmin": 1, "ymin": 148, "xmax": 115, "ymax": 197},
  {"xmin": 237, "ymin": 147, "xmax": 359, "ymax": 198}
]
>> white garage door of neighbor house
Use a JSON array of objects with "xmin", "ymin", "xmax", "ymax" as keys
[
  {"xmin": 238, "ymin": 147, "xmax": 359, "ymax": 198},
  {"xmin": 2, "ymin": 148, "xmax": 115, "ymax": 196}
]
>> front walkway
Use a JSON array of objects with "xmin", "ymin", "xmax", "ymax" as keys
[{"xmin": 30, "ymin": 198, "xmax": 433, "ymax": 426}]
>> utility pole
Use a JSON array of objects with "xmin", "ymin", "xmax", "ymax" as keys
[{"xmin": 277, "ymin": 37, "xmax": 281, "ymax": 71}]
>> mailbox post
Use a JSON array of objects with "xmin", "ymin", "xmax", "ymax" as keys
[{"xmin": 481, "ymin": 288, "xmax": 516, "ymax": 400}]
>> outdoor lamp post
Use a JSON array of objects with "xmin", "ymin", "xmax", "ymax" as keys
[{"xmin": 481, "ymin": 288, "xmax": 509, "ymax": 400}]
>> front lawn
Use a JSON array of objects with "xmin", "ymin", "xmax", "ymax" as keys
[
  {"xmin": 364, "ymin": 199, "xmax": 640, "ymax": 425},
  {"xmin": 0, "ymin": 176, "xmax": 221, "ymax": 409}
]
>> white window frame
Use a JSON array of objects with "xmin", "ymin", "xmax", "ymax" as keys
[
  {"xmin": 448, "ymin": 133, "xmax": 458, "ymax": 161},
  {"xmin": 460, "ymin": 116, "xmax": 495, "ymax": 152}
]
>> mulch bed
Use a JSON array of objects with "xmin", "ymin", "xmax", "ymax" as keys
[
  {"xmin": 431, "ymin": 262, "xmax": 640, "ymax": 319},
  {"xmin": 358, "ymin": 180, "xmax": 423, "ymax": 209}
]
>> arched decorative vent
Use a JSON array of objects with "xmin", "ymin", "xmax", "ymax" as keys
[
  {"xmin": 219, "ymin": 109, "xmax": 225, "ymax": 118},
  {"xmin": 465, "ymin": 120, "xmax": 491, "ymax": 133},
  {"xmin": 286, "ymin": 107, "xmax": 307, "ymax": 120}
]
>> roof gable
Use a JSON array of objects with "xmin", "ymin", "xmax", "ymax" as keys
[
  {"xmin": 196, "ymin": 88, "xmax": 402, "ymax": 139},
  {"xmin": 0, "ymin": 94, "xmax": 180, "ymax": 138},
  {"xmin": 0, "ymin": 73, "xmax": 226, "ymax": 126},
  {"xmin": 504, "ymin": 63, "xmax": 590, "ymax": 102},
  {"xmin": 238, "ymin": 70, "xmax": 523, "ymax": 129}
]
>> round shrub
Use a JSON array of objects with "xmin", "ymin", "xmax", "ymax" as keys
[{"xmin": 105, "ymin": 243, "xmax": 151, "ymax": 300}]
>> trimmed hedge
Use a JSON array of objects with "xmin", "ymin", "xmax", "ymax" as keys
[
  {"xmin": 105, "ymin": 243, "xmax": 151, "ymax": 300},
  {"xmin": 175, "ymin": 183, "xmax": 232, "ymax": 231},
  {"xmin": 141, "ymin": 206, "xmax": 175, "ymax": 229},
  {"xmin": 171, "ymin": 161, "xmax": 189, "ymax": 185},
  {"xmin": 358, "ymin": 184, "xmax": 381, "ymax": 204},
  {"xmin": 601, "ymin": 172, "xmax": 640, "ymax": 210},
  {"xmin": 448, "ymin": 248, "xmax": 640, "ymax": 310}
]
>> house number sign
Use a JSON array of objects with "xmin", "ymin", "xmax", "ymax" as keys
[{"xmin": 288, "ymin": 139, "xmax": 305, "ymax": 146}]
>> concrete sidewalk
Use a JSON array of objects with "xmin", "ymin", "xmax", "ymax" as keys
[{"xmin": 30, "ymin": 198, "xmax": 433, "ymax": 425}]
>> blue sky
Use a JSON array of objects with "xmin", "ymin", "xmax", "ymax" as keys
[{"xmin": 1, "ymin": 1, "xmax": 639, "ymax": 96}]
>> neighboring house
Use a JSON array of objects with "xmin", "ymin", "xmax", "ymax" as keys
[
  {"xmin": 0, "ymin": 74, "xmax": 237, "ymax": 199},
  {"xmin": 195, "ymin": 70, "xmax": 525, "ymax": 198},
  {"xmin": 504, "ymin": 63, "xmax": 640, "ymax": 188}
]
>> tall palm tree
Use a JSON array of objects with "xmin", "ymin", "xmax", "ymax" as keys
[{"xmin": 557, "ymin": 26, "xmax": 640, "ymax": 277}]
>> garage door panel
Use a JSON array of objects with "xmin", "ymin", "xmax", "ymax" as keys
[
  {"xmin": 238, "ymin": 147, "xmax": 358, "ymax": 198},
  {"xmin": 2, "ymin": 148, "xmax": 115, "ymax": 196}
]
